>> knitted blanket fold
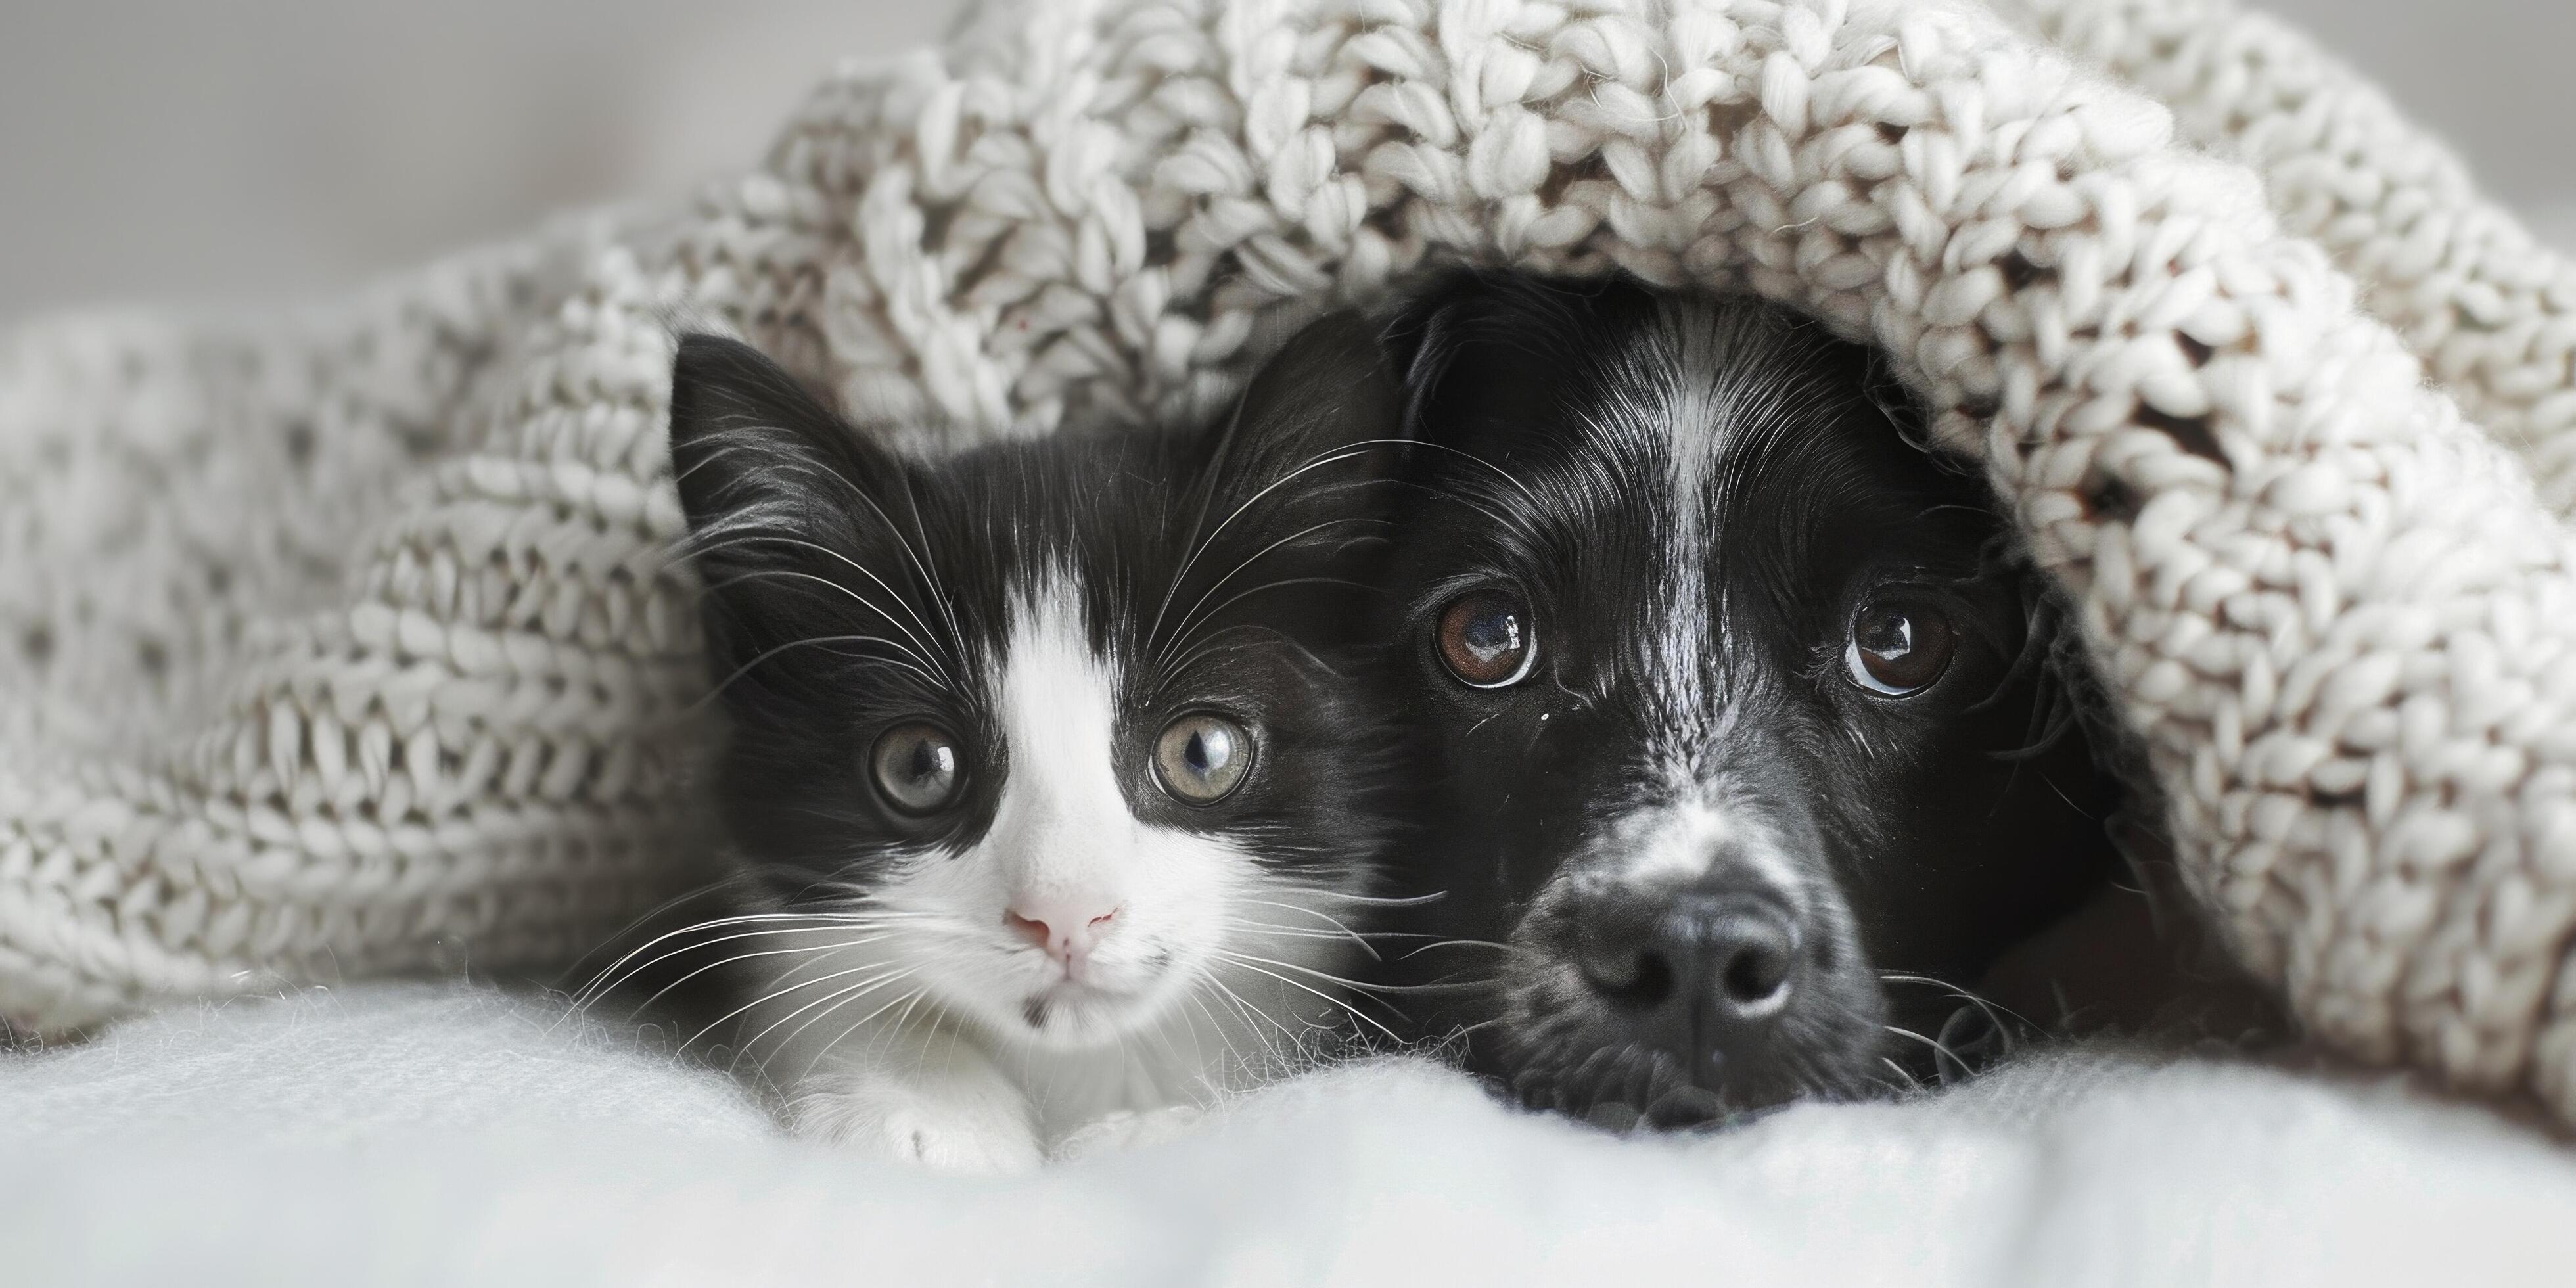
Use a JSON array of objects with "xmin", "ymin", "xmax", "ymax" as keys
[{"xmin": 9, "ymin": 0, "xmax": 2576, "ymax": 1124}]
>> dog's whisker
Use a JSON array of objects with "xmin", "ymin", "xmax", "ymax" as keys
[
  {"xmin": 1876, "ymin": 972, "xmax": 2039, "ymax": 1038},
  {"xmin": 1881, "ymin": 1024, "xmax": 1977, "ymax": 1086}
]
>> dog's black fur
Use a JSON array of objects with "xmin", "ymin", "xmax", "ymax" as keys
[{"xmin": 1369, "ymin": 275, "xmax": 2121, "ymax": 1128}]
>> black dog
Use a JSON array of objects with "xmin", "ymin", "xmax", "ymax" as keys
[{"xmin": 1369, "ymin": 275, "xmax": 2121, "ymax": 1128}]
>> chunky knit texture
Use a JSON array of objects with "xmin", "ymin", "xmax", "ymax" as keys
[
  {"xmin": 8, "ymin": 0, "xmax": 2576, "ymax": 1122},
  {"xmin": 2000, "ymin": 0, "xmax": 2576, "ymax": 511}
]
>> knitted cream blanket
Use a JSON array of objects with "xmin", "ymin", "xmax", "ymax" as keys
[{"xmin": 9, "ymin": 0, "xmax": 2576, "ymax": 1122}]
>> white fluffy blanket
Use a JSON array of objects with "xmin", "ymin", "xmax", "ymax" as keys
[{"xmin": 5, "ymin": 986, "xmax": 2571, "ymax": 1286}]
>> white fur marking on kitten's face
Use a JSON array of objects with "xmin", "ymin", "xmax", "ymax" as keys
[{"xmin": 877, "ymin": 570, "xmax": 1243, "ymax": 1051}]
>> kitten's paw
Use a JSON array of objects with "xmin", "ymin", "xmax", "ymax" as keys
[
  {"xmin": 791, "ymin": 1076, "xmax": 1044, "ymax": 1174},
  {"xmin": 1054, "ymin": 1104, "xmax": 1209, "ymax": 1161}
]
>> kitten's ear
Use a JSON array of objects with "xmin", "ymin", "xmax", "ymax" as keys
[
  {"xmin": 666, "ymin": 334, "xmax": 911, "ymax": 695},
  {"xmin": 666, "ymin": 333, "xmax": 896, "ymax": 551},
  {"xmin": 1177, "ymin": 311, "xmax": 1407, "ymax": 646},
  {"xmin": 1201, "ymin": 310, "xmax": 1407, "ymax": 522}
]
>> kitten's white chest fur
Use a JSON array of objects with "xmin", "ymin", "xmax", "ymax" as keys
[{"xmin": 775, "ymin": 1009, "xmax": 1239, "ymax": 1172}]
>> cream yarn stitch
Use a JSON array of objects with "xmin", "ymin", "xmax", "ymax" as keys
[
  {"xmin": 2002, "ymin": 0, "xmax": 2576, "ymax": 513},
  {"xmin": 8, "ymin": 0, "xmax": 2576, "ymax": 1124}
]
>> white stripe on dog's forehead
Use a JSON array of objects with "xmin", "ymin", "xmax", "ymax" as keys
[
  {"xmin": 1607, "ymin": 320, "xmax": 1747, "ymax": 768},
  {"xmin": 1595, "ymin": 331, "xmax": 1805, "ymax": 902}
]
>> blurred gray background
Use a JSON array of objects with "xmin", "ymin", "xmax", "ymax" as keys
[{"xmin": 1, "ymin": 0, "xmax": 2569, "ymax": 325}]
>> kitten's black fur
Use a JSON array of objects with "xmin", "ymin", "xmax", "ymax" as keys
[
  {"xmin": 670, "ymin": 323, "xmax": 1401, "ymax": 905},
  {"xmin": 651, "ymin": 315, "xmax": 1410, "ymax": 1166},
  {"xmin": 1368, "ymin": 274, "xmax": 2122, "ymax": 1128}
]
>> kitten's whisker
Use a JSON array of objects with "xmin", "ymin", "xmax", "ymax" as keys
[
  {"xmin": 1152, "ymin": 515, "xmax": 1389, "ymax": 669},
  {"xmin": 889, "ymin": 988, "xmax": 941, "ymax": 1086},
  {"xmin": 1175, "ymin": 985, "xmax": 1235, "ymax": 1083},
  {"xmin": 1214, "ymin": 954, "xmax": 1407, "ymax": 1047},
  {"xmin": 684, "ymin": 632, "xmax": 944, "ymax": 711},
  {"xmin": 1294, "ymin": 889, "xmax": 1452, "ymax": 908},
  {"xmin": 1233, "ymin": 898, "xmax": 1386, "ymax": 959},
  {"xmin": 1201, "ymin": 973, "xmax": 1297, "ymax": 1049},
  {"xmin": 1222, "ymin": 921, "xmax": 1377, "ymax": 947},
  {"xmin": 1153, "ymin": 624, "xmax": 1312, "ymax": 685},
  {"xmin": 1385, "ymin": 970, "xmax": 1511, "ymax": 995},
  {"xmin": 684, "ymin": 520, "xmax": 961, "ymax": 683},
  {"xmin": 1161, "ymin": 577, "xmax": 1378, "ymax": 670},
  {"xmin": 632, "ymin": 936, "xmax": 891, "ymax": 1018},
  {"xmin": 1210, "ymin": 922, "xmax": 1494, "ymax": 991},
  {"xmin": 1134, "ymin": 1003, "xmax": 1193, "ymax": 1089},
  {"xmin": 812, "ymin": 459, "xmax": 971, "ymax": 678},
  {"xmin": 579, "ymin": 929, "xmax": 849, "ymax": 1013},
  {"xmin": 1152, "ymin": 582, "xmax": 1381, "ymax": 683},
  {"xmin": 1145, "ymin": 446, "xmax": 1376, "ymax": 658},
  {"xmin": 889, "ymin": 473, "xmax": 970, "ymax": 666},
  {"xmin": 793, "ymin": 982, "xmax": 927, "ymax": 1084},
  {"xmin": 781, "ymin": 885, "xmax": 945, "ymax": 918},
  {"xmin": 737, "ymin": 964, "xmax": 915, "ymax": 1056},
  {"xmin": 1212, "ymin": 948, "xmax": 1423, "ymax": 1005},
  {"xmin": 570, "ymin": 915, "xmax": 881, "ymax": 1007},
  {"xmin": 1172, "ymin": 986, "xmax": 1228, "ymax": 1082},
  {"xmin": 694, "ymin": 566, "xmax": 954, "ymax": 688},
  {"xmin": 770, "ymin": 940, "xmax": 875, "ymax": 989},
  {"xmin": 554, "ymin": 876, "xmax": 756, "ymax": 992}
]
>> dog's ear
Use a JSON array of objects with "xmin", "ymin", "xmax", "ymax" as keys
[
  {"xmin": 1379, "ymin": 270, "xmax": 1636, "ymax": 458},
  {"xmin": 665, "ymin": 334, "xmax": 921, "ymax": 701}
]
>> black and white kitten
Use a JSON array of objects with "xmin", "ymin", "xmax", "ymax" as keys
[{"xmin": 662, "ymin": 315, "xmax": 1404, "ymax": 1170}]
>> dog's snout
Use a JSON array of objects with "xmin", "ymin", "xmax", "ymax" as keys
[
  {"xmin": 1579, "ymin": 884, "xmax": 1799, "ymax": 1014},
  {"xmin": 1712, "ymin": 911, "xmax": 1794, "ymax": 1009},
  {"xmin": 1574, "ymin": 875, "xmax": 1805, "ymax": 1076}
]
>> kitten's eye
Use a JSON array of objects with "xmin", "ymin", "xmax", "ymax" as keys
[
  {"xmin": 871, "ymin": 722, "xmax": 962, "ymax": 815},
  {"xmin": 1154, "ymin": 713, "xmax": 1253, "ymax": 805},
  {"xmin": 1435, "ymin": 589, "xmax": 1537, "ymax": 689},
  {"xmin": 1845, "ymin": 599, "xmax": 1957, "ymax": 697}
]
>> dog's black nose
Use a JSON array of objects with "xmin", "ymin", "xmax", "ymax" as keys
[{"xmin": 1573, "ymin": 876, "xmax": 1803, "ymax": 1073}]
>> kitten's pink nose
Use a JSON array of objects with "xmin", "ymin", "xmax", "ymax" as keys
[{"xmin": 1005, "ymin": 897, "xmax": 1121, "ymax": 973}]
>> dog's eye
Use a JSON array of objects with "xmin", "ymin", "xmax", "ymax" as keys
[
  {"xmin": 1845, "ymin": 600, "xmax": 1957, "ymax": 697},
  {"xmin": 1435, "ymin": 590, "xmax": 1538, "ymax": 689},
  {"xmin": 871, "ymin": 722, "xmax": 963, "ymax": 815},
  {"xmin": 1155, "ymin": 712, "xmax": 1253, "ymax": 805}
]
